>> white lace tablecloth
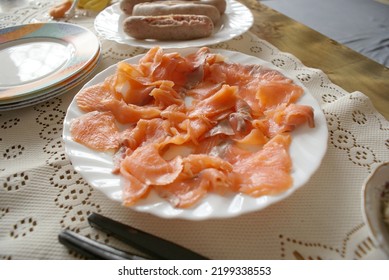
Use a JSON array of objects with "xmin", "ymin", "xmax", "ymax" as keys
[{"xmin": 1, "ymin": 0, "xmax": 389, "ymax": 260}]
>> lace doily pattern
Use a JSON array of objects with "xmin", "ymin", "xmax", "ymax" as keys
[{"xmin": 0, "ymin": 0, "xmax": 388, "ymax": 260}]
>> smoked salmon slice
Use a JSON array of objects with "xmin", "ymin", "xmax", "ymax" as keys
[
  {"xmin": 138, "ymin": 46, "xmax": 209, "ymax": 91},
  {"xmin": 76, "ymin": 78, "xmax": 120, "ymax": 112},
  {"xmin": 70, "ymin": 111, "xmax": 120, "ymax": 152},
  {"xmin": 120, "ymin": 144, "xmax": 183, "ymax": 186},
  {"xmin": 253, "ymin": 103, "xmax": 315, "ymax": 138},
  {"xmin": 70, "ymin": 47, "xmax": 316, "ymax": 209},
  {"xmin": 150, "ymin": 80, "xmax": 184, "ymax": 108},
  {"xmin": 256, "ymin": 82, "xmax": 304, "ymax": 110},
  {"xmin": 99, "ymin": 98, "xmax": 161, "ymax": 124},
  {"xmin": 233, "ymin": 134, "xmax": 292, "ymax": 197},
  {"xmin": 154, "ymin": 154, "xmax": 233, "ymax": 208},
  {"xmin": 154, "ymin": 174, "xmax": 208, "ymax": 208},
  {"xmin": 121, "ymin": 166, "xmax": 150, "ymax": 206},
  {"xmin": 154, "ymin": 167, "xmax": 234, "ymax": 208},
  {"xmin": 188, "ymin": 85, "xmax": 238, "ymax": 120},
  {"xmin": 114, "ymin": 61, "xmax": 155, "ymax": 106}
]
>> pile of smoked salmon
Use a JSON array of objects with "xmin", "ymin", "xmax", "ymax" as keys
[{"xmin": 70, "ymin": 47, "xmax": 315, "ymax": 208}]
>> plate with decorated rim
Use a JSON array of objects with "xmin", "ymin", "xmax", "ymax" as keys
[
  {"xmin": 0, "ymin": 22, "xmax": 100, "ymax": 101},
  {"xmin": 0, "ymin": 49, "xmax": 101, "ymax": 111}
]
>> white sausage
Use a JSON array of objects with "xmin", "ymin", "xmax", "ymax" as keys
[
  {"xmin": 132, "ymin": 2, "xmax": 221, "ymax": 24},
  {"xmin": 122, "ymin": 14, "xmax": 214, "ymax": 40}
]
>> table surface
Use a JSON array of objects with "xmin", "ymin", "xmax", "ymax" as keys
[
  {"xmin": 261, "ymin": 0, "xmax": 389, "ymax": 68},
  {"xmin": 245, "ymin": 0, "xmax": 389, "ymax": 120},
  {"xmin": 1, "ymin": 0, "xmax": 389, "ymax": 260}
]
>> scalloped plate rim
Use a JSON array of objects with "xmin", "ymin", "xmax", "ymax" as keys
[{"xmin": 94, "ymin": 0, "xmax": 254, "ymax": 49}]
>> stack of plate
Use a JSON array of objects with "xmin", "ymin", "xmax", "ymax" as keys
[{"xmin": 0, "ymin": 22, "xmax": 100, "ymax": 111}]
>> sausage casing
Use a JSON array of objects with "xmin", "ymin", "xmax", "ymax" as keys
[
  {"xmin": 120, "ymin": 0, "xmax": 227, "ymax": 15},
  {"xmin": 193, "ymin": 0, "xmax": 226, "ymax": 15},
  {"xmin": 123, "ymin": 14, "xmax": 214, "ymax": 40},
  {"xmin": 120, "ymin": 0, "xmax": 151, "ymax": 15},
  {"xmin": 132, "ymin": 1, "xmax": 221, "ymax": 24}
]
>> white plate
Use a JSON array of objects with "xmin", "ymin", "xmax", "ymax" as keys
[
  {"xmin": 94, "ymin": 0, "xmax": 254, "ymax": 48},
  {"xmin": 0, "ymin": 22, "xmax": 100, "ymax": 101},
  {"xmin": 63, "ymin": 48, "xmax": 328, "ymax": 220}
]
